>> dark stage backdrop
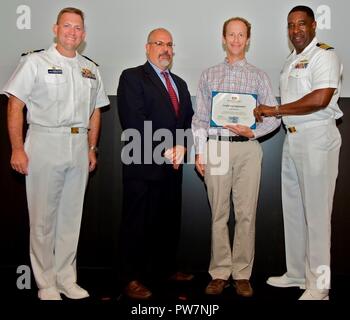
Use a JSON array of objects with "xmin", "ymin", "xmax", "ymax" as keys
[{"xmin": 1, "ymin": 95, "xmax": 349, "ymax": 279}]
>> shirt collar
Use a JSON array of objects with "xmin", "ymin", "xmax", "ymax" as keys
[
  {"xmin": 148, "ymin": 60, "xmax": 169, "ymax": 77},
  {"xmin": 224, "ymin": 57, "xmax": 247, "ymax": 68},
  {"xmin": 292, "ymin": 37, "xmax": 318, "ymax": 57},
  {"xmin": 48, "ymin": 43, "xmax": 78, "ymax": 61}
]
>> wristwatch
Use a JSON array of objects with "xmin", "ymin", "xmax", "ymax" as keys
[
  {"xmin": 89, "ymin": 145, "xmax": 98, "ymax": 153},
  {"xmin": 275, "ymin": 105, "xmax": 282, "ymax": 118}
]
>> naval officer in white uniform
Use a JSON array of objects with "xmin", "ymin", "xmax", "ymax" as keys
[
  {"xmin": 3, "ymin": 7, "xmax": 109, "ymax": 300},
  {"xmin": 255, "ymin": 5, "xmax": 342, "ymax": 300}
]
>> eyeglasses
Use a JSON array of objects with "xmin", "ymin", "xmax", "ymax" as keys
[{"xmin": 148, "ymin": 41, "xmax": 175, "ymax": 48}]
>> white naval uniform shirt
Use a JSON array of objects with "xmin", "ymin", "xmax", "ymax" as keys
[
  {"xmin": 280, "ymin": 37, "xmax": 342, "ymax": 126},
  {"xmin": 3, "ymin": 44, "xmax": 110, "ymax": 128}
]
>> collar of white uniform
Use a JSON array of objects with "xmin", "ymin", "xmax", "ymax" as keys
[
  {"xmin": 48, "ymin": 44, "xmax": 78, "ymax": 61},
  {"xmin": 293, "ymin": 37, "xmax": 318, "ymax": 57}
]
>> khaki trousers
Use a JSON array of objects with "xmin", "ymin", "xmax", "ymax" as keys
[{"xmin": 204, "ymin": 139, "xmax": 262, "ymax": 280}]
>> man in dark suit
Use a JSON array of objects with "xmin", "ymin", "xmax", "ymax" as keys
[{"xmin": 117, "ymin": 28, "xmax": 194, "ymax": 299}]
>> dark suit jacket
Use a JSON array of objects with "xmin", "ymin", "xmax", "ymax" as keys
[{"xmin": 117, "ymin": 61, "xmax": 194, "ymax": 180}]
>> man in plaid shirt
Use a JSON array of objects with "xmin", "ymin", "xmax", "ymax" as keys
[{"xmin": 192, "ymin": 17, "xmax": 280, "ymax": 297}]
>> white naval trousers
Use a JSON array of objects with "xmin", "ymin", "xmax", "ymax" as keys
[
  {"xmin": 204, "ymin": 139, "xmax": 262, "ymax": 280},
  {"xmin": 24, "ymin": 126, "xmax": 89, "ymax": 289},
  {"xmin": 282, "ymin": 120, "xmax": 341, "ymax": 289}
]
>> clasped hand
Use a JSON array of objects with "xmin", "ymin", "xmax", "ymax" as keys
[
  {"xmin": 254, "ymin": 104, "xmax": 275, "ymax": 122},
  {"xmin": 164, "ymin": 145, "xmax": 186, "ymax": 170}
]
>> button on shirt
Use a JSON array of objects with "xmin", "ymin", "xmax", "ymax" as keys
[
  {"xmin": 3, "ymin": 44, "xmax": 110, "ymax": 128},
  {"xmin": 280, "ymin": 37, "xmax": 343, "ymax": 126},
  {"xmin": 192, "ymin": 58, "xmax": 280, "ymax": 154}
]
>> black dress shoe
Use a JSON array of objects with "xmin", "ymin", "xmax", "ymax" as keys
[
  {"xmin": 124, "ymin": 280, "xmax": 152, "ymax": 300},
  {"xmin": 169, "ymin": 272, "xmax": 194, "ymax": 281}
]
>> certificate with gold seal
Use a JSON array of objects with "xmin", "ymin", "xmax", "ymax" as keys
[{"xmin": 210, "ymin": 91, "xmax": 257, "ymax": 128}]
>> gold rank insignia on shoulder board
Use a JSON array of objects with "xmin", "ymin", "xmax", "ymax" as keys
[
  {"xmin": 317, "ymin": 42, "xmax": 334, "ymax": 50},
  {"xmin": 21, "ymin": 49, "xmax": 44, "ymax": 56}
]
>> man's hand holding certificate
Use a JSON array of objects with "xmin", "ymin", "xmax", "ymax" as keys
[{"xmin": 210, "ymin": 91, "xmax": 257, "ymax": 129}]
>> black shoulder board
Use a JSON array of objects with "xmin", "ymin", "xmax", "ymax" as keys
[
  {"xmin": 82, "ymin": 55, "xmax": 99, "ymax": 66},
  {"xmin": 316, "ymin": 42, "xmax": 334, "ymax": 50},
  {"xmin": 21, "ymin": 49, "xmax": 45, "ymax": 56}
]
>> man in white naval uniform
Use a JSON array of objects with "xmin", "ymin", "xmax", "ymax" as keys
[
  {"xmin": 255, "ymin": 5, "xmax": 342, "ymax": 300},
  {"xmin": 3, "ymin": 7, "xmax": 109, "ymax": 300}
]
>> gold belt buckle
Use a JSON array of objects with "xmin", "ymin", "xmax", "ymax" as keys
[
  {"xmin": 71, "ymin": 127, "xmax": 79, "ymax": 134},
  {"xmin": 288, "ymin": 126, "xmax": 296, "ymax": 133}
]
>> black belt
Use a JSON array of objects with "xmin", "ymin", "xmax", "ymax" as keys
[{"xmin": 208, "ymin": 135, "xmax": 249, "ymax": 142}]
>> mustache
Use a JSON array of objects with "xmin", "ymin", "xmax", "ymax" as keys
[{"xmin": 159, "ymin": 52, "xmax": 171, "ymax": 59}]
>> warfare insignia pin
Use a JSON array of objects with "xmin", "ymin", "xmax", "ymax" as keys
[
  {"xmin": 81, "ymin": 68, "xmax": 96, "ymax": 79},
  {"xmin": 295, "ymin": 59, "xmax": 309, "ymax": 69}
]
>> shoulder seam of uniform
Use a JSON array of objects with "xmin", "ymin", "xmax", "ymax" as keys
[
  {"xmin": 82, "ymin": 55, "xmax": 99, "ymax": 66},
  {"xmin": 21, "ymin": 49, "xmax": 45, "ymax": 56},
  {"xmin": 316, "ymin": 42, "xmax": 334, "ymax": 50}
]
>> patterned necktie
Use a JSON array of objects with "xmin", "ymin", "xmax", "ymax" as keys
[{"xmin": 161, "ymin": 71, "xmax": 180, "ymax": 117}]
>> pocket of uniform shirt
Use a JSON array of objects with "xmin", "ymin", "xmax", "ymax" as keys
[
  {"xmin": 83, "ymin": 78, "xmax": 97, "ymax": 89},
  {"xmin": 44, "ymin": 74, "xmax": 67, "ymax": 84},
  {"xmin": 288, "ymin": 69, "xmax": 310, "ymax": 94},
  {"xmin": 44, "ymin": 74, "xmax": 67, "ymax": 100},
  {"xmin": 82, "ymin": 79, "xmax": 98, "ymax": 113},
  {"xmin": 289, "ymin": 68, "xmax": 308, "ymax": 78}
]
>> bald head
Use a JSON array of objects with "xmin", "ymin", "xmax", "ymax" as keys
[
  {"xmin": 147, "ymin": 28, "xmax": 172, "ymax": 43},
  {"xmin": 146, "ymin": 28, "xmax": 174, "ymax": 70}
]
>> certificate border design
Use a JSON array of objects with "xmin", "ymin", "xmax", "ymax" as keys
[{"xmin": 210, "ymin": 91, "xmax": 257, "ymax": 129}]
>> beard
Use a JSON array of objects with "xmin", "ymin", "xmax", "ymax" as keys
[
  {"xmin": 159, "ymin": 52, "xmax": 172, "ymax": 68},
  {"xmin": 159, "ymin": 59, "xmax": 170, "ymax": 68}
]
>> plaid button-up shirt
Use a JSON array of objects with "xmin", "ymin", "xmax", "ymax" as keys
[{"xmin": 192, "ymin": 58, "xmax": 280, "ymax": 154}]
